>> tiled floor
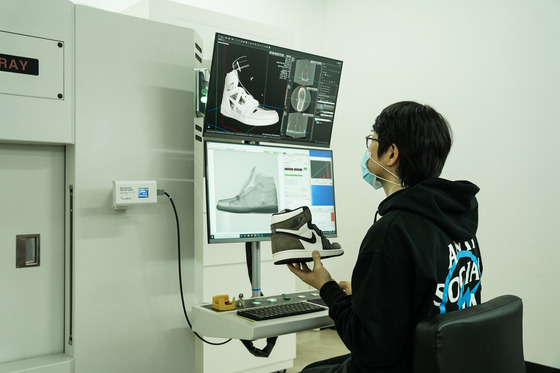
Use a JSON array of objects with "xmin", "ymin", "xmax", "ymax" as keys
[{"xmin": 286, "ymin": 328, "xmax": 349, "ymax": 373}]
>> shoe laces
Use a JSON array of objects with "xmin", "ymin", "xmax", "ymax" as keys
[
  {"xmin": 227, "ymin": 56, "xmax": 266, "ymax": 112},
  {"xmin": 230, "ymin": 85, "xmax": 259, "ymax": 110},
  {"xmin": 225, "ymin": 70, "xmax": 259, "ymax": 111}
]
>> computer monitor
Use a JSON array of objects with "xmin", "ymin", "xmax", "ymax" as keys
[
  {"xmin": 203, "ymin": 33, "xmax": 343, "ymax": 148},
  {"xmin": 205, "ymin": 140, "xmax": 337, "ymax": 244}
]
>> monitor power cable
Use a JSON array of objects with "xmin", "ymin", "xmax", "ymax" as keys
[
  {"xmin": 242, "ymin": 243, "xmax": 278, "ymax": 358},
  {"xmin": 161, "ymin": 189, "xmax": 231, "ymax": 346}
]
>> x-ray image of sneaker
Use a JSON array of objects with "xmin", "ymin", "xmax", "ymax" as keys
[
  {"xmin": 220, "ymin": 56, "xmax": 279, "ymax": 126},
  {"xmin": 291, "ymin": 86, "xmax": 311, "ymax": 112},
  {"xmin": 216, "ymin": 167, "xmax": 279, "ymax": 213}
]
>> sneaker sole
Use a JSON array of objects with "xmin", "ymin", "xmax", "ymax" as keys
[
  {"xmin": 216, "ymin": 204, "xmax": 278, "ymax": 214},
  {"xmin": 272, "ymin": 248, "xmax": 344, "ymax": 265},
  {"xmin": 221, "ymin": 106, "xmax": 278, "ymax": 126}
]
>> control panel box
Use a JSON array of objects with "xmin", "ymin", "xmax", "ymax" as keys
[{"xmin": 112, "ymin": 180, "xmax": 157, "ymax": 210}]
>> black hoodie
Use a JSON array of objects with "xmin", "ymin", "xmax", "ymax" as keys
[{"xmin": 319, "ymin": 178, "xmax": 482, "ymax": 372}]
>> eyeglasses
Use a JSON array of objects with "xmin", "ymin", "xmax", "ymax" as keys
[{"xmin": 365, "ymin": 135, "xmax": 380, "ymax": 149}]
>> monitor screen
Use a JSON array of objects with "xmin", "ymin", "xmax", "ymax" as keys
[
  {"xmin": 203, "ymin": 33, "xmax": 343, "ymax": 148},
  {"xmin": 205, "ymin": 140, "xmax": 337, "ymax": 243}
]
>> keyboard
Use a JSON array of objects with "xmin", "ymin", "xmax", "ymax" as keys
[{"xmin": 237, "ymin": 301, "xmax": 326, "ymax": 321}]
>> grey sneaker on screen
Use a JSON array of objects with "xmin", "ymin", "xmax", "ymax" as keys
[
  {"xmin": 216, "ymin": 167, "xmax": 278, "ymax": 214},
  {"xmin": 270, "ymin": 206, "xmax": 343, "ymax": 265}
]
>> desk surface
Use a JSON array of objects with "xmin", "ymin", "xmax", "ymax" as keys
[{"xmin": 191, "ymin": 290, "xmax": 334, "ymax": 340}]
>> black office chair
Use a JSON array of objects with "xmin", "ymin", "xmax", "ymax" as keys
[{"xmin": 413, "ymin": 295, "xmax": 525, "ymax": 373}]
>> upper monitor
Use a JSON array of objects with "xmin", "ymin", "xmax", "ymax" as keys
[{"xmin": 203, "ymin": 33, "xmax": 343, "ymax": 148}]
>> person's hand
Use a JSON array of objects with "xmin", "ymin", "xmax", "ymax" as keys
[
  {"xmin": 286, "ymin": 250, "xmax": 334, "ymax": 291},
  {"xmin": 338, "ymin": 281, "xmax": 352, "ymax": 295}
]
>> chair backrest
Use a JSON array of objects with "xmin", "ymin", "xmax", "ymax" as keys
[{"xmin": 413, "ymin": 295, "xmax": 525, "ymax": 373}]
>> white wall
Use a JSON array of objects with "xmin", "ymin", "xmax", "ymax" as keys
[
  {"xmin": 167, "ymin": 0, "xmax": 328, "ymax": 55},
  {"xmin": 321, "ymin": 0, "xmax": 560, "ymax": 368}
]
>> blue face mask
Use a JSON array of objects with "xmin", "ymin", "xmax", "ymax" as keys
[
  {"xmin": 361, "ymin": 150, "xmax": 383, "ymax": 189},
  {"xmin": 361, "ymin": 149, "xmax": 402, "ymax": 190}
]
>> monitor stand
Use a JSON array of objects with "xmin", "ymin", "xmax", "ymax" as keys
[{"xmin": 249, "ymin": 241, "xmax": 261, "ymax": 298}]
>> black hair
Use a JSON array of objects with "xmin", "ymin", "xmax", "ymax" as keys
[{"xmin": 372, "ymin": 101, "xmax": 453, "ymax": 187}]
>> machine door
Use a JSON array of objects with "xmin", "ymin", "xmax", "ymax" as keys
[{"xmin": 0, "ymin": 144, "xmax": 65, "ymax": 363}]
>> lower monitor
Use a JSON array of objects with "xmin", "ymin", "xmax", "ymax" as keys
[{"xmin": 205, "ymin": 140, "xmax": 337, "ymax": 244}]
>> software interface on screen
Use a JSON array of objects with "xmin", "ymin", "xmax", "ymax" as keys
[
  {"xmin": 203, "ymin": 33, "xmax": 343, "ymax": 148},
  {"xmin": 205, "ymin": 141, "xmax": 337, "ymax": 243}
]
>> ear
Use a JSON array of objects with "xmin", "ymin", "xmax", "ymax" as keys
[{"xmin": 386, "ymin": 143, "xmax": 400, "ymax": 167}]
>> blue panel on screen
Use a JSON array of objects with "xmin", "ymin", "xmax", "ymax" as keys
[
  {"xmin": 309, "ymin": 150, "xmax": 331, "ymax": 158},
  {"xmin": 311, "ymin": 185, "xmax": 334, "ymax": 206}
]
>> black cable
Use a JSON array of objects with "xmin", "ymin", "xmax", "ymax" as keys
[
  {"xmin": 243, "ymin": 242, "xmax": 277, "ymax": 357},
  {"xmin": 164, "ymin": 191, "xmax": 231, "ymax": 346}
]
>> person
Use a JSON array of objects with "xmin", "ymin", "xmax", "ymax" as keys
[{"xmin": 287, "ymin": 101, "xmax": 483, "ymax": 372}]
